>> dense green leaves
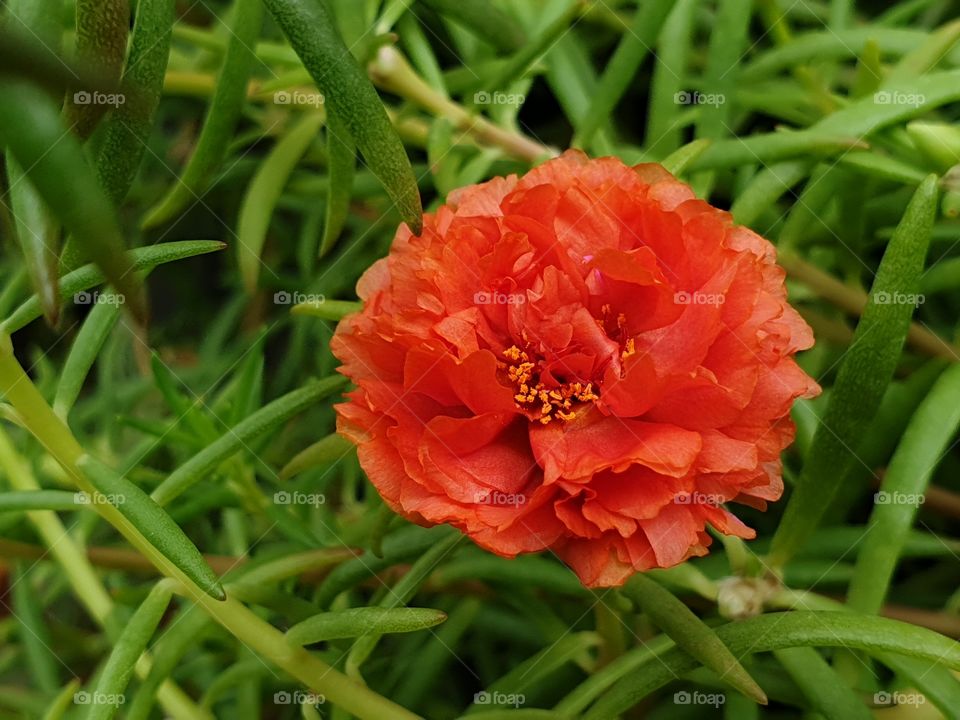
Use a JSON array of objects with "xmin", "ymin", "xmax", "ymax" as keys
[
  {"xmin": 847, "ymin": 362, "xmax": 960, "ymax": 613},
  {"xmin": 2, "ymin": 240, "xmax": 226, "ymax": 332},
  {"xmin": 770, "ymin": 175, "xmax": 940, "ymax": 565},
  {"xmin": 83, "ymin": 581, "xmax": 174, "ymax": 720},
  {"xmin": 644, "ymin": 0, "xmax": 697, "ymax": 157},
  {"xmin": 345, "ymin": 530, "xmax": 462, "ymax": 674},
  {"xmin": 77, "ymin": 455, "xmax": 226, "ymax": 600},
  {"xmin": 0, "ymin": 490, "xmax": 81, "ymax": 513},
  {"xmin": 152, "ymin": 376, "xmax": 348, "ymax": 505},
  {"xmin": 279, "ymin": 433, "xmax": 353, "ymax": 480},
  {"xmin": 238, "ymin": 113, "xmax": 324, "ymax": 291},
  {"xmin": 6, "ymin": 159, "xmax": 61, "ymax": 325},
  {"xmin": 0, "ymin": 77, "xmax": 146, "ymax": 323},
  {"xmin": 623, "ymin": 574, "xmax": 766, "ymax": 704},
  {"xmin": 316, "ymin": 525, "xmax": 454, "ymax": 607},
  {"xmin": 64, "ymin": 0, "xmax": 129, "ymax": 139},
  {"xmin": 264, "ymin": 0, "xmax": 423, "ymax": 233},
  {"xmin": 142, "ymin": 0, "xmax": 262, "ymax": 228},
  {"xmin": 95, "ymin": 0, "xmax": 175, "ymax": 204},
  {"xmin": 1, "ymin": 0, "xmax": 64, "ymax": 324},
  {"xmin": 12, "ymin": 563, "xmax": 59, "ymax": 693},
  {"xmin": 584, "ymin": 612, "xmax": 960, "ymax": 718},
  {"xmin": 287, "ymin": 607, "xmax": 447, "ymax": 645},
  {"xmin": 3, "ymin": 4, "xmax": 960, "ymax": 719},
  {"xmin": 417, "ymin": 0, "xmax": 525, "ymax": 52},
  {"xmin": 320, "ymin": 110, "xmax": 356, "ymax": 257},
  {"xmin": 291, "ymin": 298, "xmax": 361, "ymax": 320},
  {"xmin": 574, "ymin": 0, "xmax": 673, "ymax": 149},
  {"xmin": 52, "ymin": 299, "xmax": 121, "ymax": 419},
  {"xmin": 773, "ymin": 648, "xmax": 872, "ymax": 720}
]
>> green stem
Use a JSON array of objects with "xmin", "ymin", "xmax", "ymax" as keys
[
  {"xmin": 369, "ymin": 46, "xmax": 555, "ymax": 163},
  {"xmin": 181, "ymin": 591, "xmax": 422, "ymax": 720},
  {"xmin": 0, "ymin": 334, "xmax": 420, "ymax": 720},
  {"xmin": 779, "ymin": 250, "xmax": 960, "ymax": 360},
  {"xmin": 0, "ymin": 428, "xmax": 207, "ymax": 720}
]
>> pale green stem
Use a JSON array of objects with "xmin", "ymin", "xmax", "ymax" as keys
[
  {"xmin": 0, "ymin": 334, "xmax": 421, "ymax": 720},
  {"xmin": 780, "ymin": 250, "xmax": 960, "ymax": 360},
  {"xmin": 369, "ymin": 45, "xmax": 556, "ymax": 163},
  {"xmin": 0, "ymin": 426, "xmax": 209, "ymax": 720}
]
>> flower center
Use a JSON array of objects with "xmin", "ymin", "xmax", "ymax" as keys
[
  {"xmin": 598, "ymin": 304, "xmax": 636, "ymax": 362},
  {"xmin": 502, "ymin": 346, "xmax": 599, "ymax": 424}
]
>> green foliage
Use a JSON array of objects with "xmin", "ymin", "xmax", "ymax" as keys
[{"xmin": 1, "ymin": 1, "xmax": 960, "ymax": 719}]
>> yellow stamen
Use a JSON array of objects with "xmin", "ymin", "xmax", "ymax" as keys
[{"xmin": 501, "ymin": 345, "xmax": 600, "ymax": 424}]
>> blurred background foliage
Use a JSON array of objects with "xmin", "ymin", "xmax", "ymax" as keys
[{"xmin": 2, "ymin": 0, "xmax": 960, "ymax": 718}]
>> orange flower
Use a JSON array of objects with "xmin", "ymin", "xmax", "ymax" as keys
[{"xmin": 332, "ymin": 151, "xmax": 820, "ymax": 587}]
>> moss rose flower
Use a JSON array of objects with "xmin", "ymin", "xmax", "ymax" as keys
[{"xmin": 332, "ymin": 151, "xmax": 820, "ymax": 587}]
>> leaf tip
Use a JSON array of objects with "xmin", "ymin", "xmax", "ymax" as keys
[{"xmin": 206, "ymin": 581, "xmax": 227, "ymax": 602}]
